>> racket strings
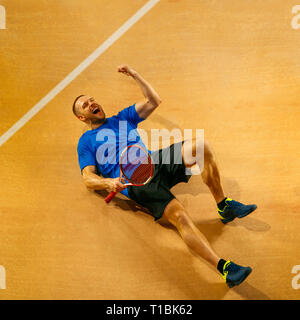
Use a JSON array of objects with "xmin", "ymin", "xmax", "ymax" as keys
[
  {"xmin": 130, "ymin": 163, "xmax": 152, "ymax": 184},
  {"xmin": 120, "ymin": 146, "xmax": 153, "ymax": 184}
]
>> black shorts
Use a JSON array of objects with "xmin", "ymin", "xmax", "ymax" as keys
[{"xmin": 127, "ymin": 142, "xmax": 191, "ymax": 221}]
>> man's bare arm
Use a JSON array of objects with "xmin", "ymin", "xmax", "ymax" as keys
[
  {"xmin": 117, "ymin": 64, "xmax": 162, "ymax": 119},
  {"xmin": 82, "ymin": 165, "xmax": 126, "ymax": 193}
]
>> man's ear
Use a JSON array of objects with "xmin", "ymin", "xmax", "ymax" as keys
[{"xmin": 78, "ymin": 115, "xmax": 86, "ymax": 121}]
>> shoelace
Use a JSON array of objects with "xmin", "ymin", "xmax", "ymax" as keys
[
  {"xmin": 222, "ymin": 261, "xmax": 242, "ymax": 280},
  {"xmin": 221, "ymin": 260, "xmax": 231, "ymax": 280},
  {"xmin": 218, "ymin": 198, "xmax": 233, "ymax": 213},
  {"xmin": 225, "ymin": 261, "xmax": 242, "ymax": 272}
]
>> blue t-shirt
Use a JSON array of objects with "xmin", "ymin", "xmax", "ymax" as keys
[{"xmin": 77, "ymin": 104, "xmax": 145, "ymax": 197}]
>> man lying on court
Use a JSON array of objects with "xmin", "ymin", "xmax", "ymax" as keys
[{"xmin": 72, "ymin": 64, "xmax": 257, "ymax": 288}]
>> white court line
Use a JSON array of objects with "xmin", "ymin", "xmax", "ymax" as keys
[{"xmin": 0, "ymin": 0, "xmax": 160, "ymax": 148}]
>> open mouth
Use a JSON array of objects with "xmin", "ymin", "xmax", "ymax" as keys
[{"xmin": 92, "ymin": 107, "xmax": 100, "ymax": 114}]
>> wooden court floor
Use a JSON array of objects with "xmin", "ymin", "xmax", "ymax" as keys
[{"xmin": 0, "ymin": 0, "xmax": 300, "ymax": 300}]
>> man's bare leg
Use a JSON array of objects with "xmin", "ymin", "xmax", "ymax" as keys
[
  {"xmin": 162, "ymin": 198, "xmax": 253, "ymax": 287},
  {"xmin": 182, "ymin": 139, "xmax": 225, "ymax": 204},
  {"xmin": 162, "ymin": 198, "xmax": 220, "ymax": 267},
  {"xmin": 182, "ymin": 138, "xmax": 257, "ymax": 224}
]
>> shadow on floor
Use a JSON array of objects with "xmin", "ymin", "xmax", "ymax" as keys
[
  {"xmin": 94, "ymin": 189, "xmax": 151, "ymax": 214},
  {"xmin": 194, "ymin": 218, "xmax": 226, "ymax": 243},
  {"xmin": 226, "ymin": 216, "xmax": 271, "ymax": 232},
  {"xmin": 232, "ymin": 282, "xmax": 271, "ymax": 300},
  {"xmin": 173, "ymin": 175, "xmax": 241, "ymax": 200}
]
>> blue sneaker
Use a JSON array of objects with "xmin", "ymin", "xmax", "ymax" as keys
[
  {"xmin": 218, "ymin": 198, "xmax": 257, "ymax": 224},
  {"xmin": 222, "ymin": 260, "xmax": 252, "ymax": 288}
]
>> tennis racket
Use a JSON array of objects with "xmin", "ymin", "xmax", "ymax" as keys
[{"xmin": 105, "ymin": 144, "xmax": 154, "ymax": 203}]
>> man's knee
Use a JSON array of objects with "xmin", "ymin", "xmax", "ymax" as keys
[
  {"xmin": 163, "ymin": 200, "xmax": 193, "ymax": 229},
  {"xmin": 183, "ymin": 139, "xmax": 214, "ymax": 165},
  {"xmin": 174, "ymin": 211, "xmax": 192, "ymax": 229}
]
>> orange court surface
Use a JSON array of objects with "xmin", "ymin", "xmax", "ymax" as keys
[{"xmin": 0, "ymin": 0, "xmax": 300, "ymax": 300}]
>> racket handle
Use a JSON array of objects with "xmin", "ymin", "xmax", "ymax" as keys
[{"xmin": 105, "ymin": 191, "xmax": 117, "ymax": 203}]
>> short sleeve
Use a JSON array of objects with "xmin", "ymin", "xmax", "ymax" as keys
[
  {"xmin": 77, "ymin": 136, "xmax": 97, "ymax": 172},
  {"xmin": 117, "ymin": 104, "xmax": 144, "ymax": 128}
]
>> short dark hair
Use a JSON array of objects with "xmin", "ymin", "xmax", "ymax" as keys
[{"xmin": 72, "ymin": 94, "xmax": 85, "ymax": 116}]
